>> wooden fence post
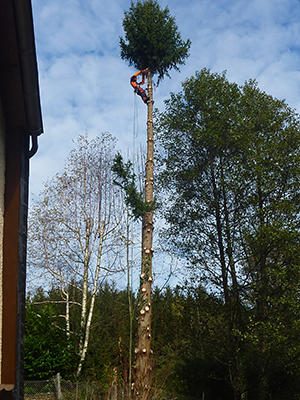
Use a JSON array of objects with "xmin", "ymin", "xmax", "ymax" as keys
[{"xmin": 54, "ymin": 373, "xmax": 62, "ymax": 400}]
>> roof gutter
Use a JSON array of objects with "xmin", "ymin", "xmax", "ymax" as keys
[{"xmin": 13, "ymin": 0, "xmax": 43, "ymax": 158}]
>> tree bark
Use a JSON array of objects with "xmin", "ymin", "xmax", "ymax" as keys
[
  {"xmin": 76, "ymin": 221, "xmax": 105, "ymax": 377},
  {"xmin": 210, "ymin": 158, "xmax": 243, "ymax": 400},
  {"xmin": 209, "ymin": 158, "xmax": 229, "ymax": 303},
  {"xmin": 134, "ymin": 71, "xmax": 154, "ymax": 400},
  {"xmin": 78, "ymin": 217, "xmax": 91, "ymax": 355}
]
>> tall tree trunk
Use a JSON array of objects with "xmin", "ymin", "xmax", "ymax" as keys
[
  {"xmin": 65, "ymin": 290, "xmax": 70, "ymax": 339},
  {"xmin": 209, "ymin": 158, "xmax": 229, "ymax": 303},
  {"xmin": 134, "ymin": 71, "xmax": 154, "ymax": 400},
  {"xmin": 127, "ymin": 212, "xmax": 133, "ymax": 399},
  {"xmin": 222, "ymin": 185, "xmax": 243, "ymax": 400},
  {"xmin": 255, "ymin": 181, "xmax": 269, "ymax": 400},
  {"xmin": 78, "ymin": 217, "xmax": 91, "ymax": 354},
  {"xmin": 76, "ymin": 221, "xmax": 105, "ymax": 377},
  {"xmin": 210, "ymin": 158, "xmax": 242, "ymax": 400}
]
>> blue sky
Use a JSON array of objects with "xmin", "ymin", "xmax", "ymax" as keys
[
  {"xmin": 28, "ymin": 0, "xmax": 300, "ymax": 289},
  {"xmin": 30, "ymin": 0, "xmax": 300, "ymax": 198}
]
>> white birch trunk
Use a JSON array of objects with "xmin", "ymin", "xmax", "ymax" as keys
[
  {"xmin": 78, "ymin": 218, "xmax": 91, "ymax": 354},
  {"xmin": 76, "ymin": 221, "xmax": 105, "ymax": 377},
  {"xmin": 65, "ymin": 291, "xmax": 70, "ymax": 339}
]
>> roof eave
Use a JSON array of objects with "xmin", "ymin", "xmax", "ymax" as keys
[{"xmin": 13, "ymin": 0, "xmax": 43, "ymax": 143}]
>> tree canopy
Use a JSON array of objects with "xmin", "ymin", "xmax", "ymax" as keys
[
  {"xmin": 156, "ymin": 68, "xmax": 300, "ymax": 291},
  {"xmin": 155, "ymin": 68, "xmax": 300, "ymax": 399},
  {"xmin": 120, "ymin": 0, "xmax": 191, "ymax": 83}
]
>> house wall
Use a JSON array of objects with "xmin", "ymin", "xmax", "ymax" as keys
[
  {"xmin": 0, "ymin": 1, "xmax": 42, "ymax": 394},
  {"xmin": 0, "ymin": 97, "xmax": 5, "ymax": 384}
]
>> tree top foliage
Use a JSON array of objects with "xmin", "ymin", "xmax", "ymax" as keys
[{"xmin": 120, "ymin": 0, "xmax": 191, "ymax": 84}]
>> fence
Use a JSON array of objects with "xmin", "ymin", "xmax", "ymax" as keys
[
  {"xmin": 24, "ymin": 376, "xmax": 202, "ymax": 400},
  {"xmin": 24, "ymin": 377, "xmax": 105, "ymax": 400}
]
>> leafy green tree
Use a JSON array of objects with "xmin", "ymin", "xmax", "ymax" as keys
[
  {"xmin": 25, "ymin": 283, "xmax": 135, "ymax": 386},
  {"xmin": 25, "ymin": 294, "xmax": 76, "ymax": 379},
  {"xmin": 156, "ymin": 68, "xmax": 246, "ymax": 398},
  {"xmin": 237, "ymin": 81, "xmax": 300, "ymax": 399},
  {"xmin": 155, "ymin": 68, "xmax": 300, "ymax": 399},
  {"xmin": 119, "ymin": 1, "xmax": 190, "ymax": 398},
  {"xmin": 151, "ymin": 285, "xmax": 234, "ymax": 400}
]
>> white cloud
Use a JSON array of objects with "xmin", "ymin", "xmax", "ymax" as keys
[
  {"xmin": 28, "ymin": 0, "xmax": 300, "ymax": 290},
  {"xmin": 31, "ymin": 0, "xmax": 300, "ymax": 194}
]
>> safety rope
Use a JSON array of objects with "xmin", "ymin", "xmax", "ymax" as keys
[
  {"xmin": 127, "ymin": 91, "xmax": 139, "ymax": 390},
  {"xmin": 132, "ymin": 91, "xmax": 138, "ymax": 291},
  {"xmin": 133, "ymin": 91, "xmax": 139, "ymax": 141}
]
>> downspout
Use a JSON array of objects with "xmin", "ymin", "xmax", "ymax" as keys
[{"xmin": 28, "ymin": 135, "xmax": 38, "ymax": 158}]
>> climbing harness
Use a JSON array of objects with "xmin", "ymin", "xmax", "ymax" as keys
[{"xmin": 130, "ymin": 69, "xmax": 150, "ymax": 104}]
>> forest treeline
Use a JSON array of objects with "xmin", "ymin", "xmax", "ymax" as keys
[
  {"xmin": 25, "ymin": 282, "xmax": 300, "ymax": 399},
  {"xmin": 26, "ymin": 69, "xmax": 300, "ymax": 400}
]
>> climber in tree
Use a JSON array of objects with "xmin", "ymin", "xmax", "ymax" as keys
[{"xmin": 130, "ymin": 69, "xmax": 150, "ymax": 104}]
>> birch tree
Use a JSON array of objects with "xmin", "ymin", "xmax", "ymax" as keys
[{"xmin": 28, "ymin": 133, "xmax": 126, "ymax": 377}]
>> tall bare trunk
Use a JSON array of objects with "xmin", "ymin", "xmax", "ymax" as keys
[
  {"xmin": 134, "ymin": 71, "xmax": 154, "ymax": 400},
  {"xmin": 78, "ymin": 217, "xmax": 91, "ymax": 354},
  {"xmin": 127, "ymin": 213, "xmax": 133, "ymax": 398},
  {"xmin": 65, "ymin": 290, "xmax": 70, "ymax": 339},
  {"xmin": 76, "ymin": 221, "xmax": 105, "ymax": 377}
]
